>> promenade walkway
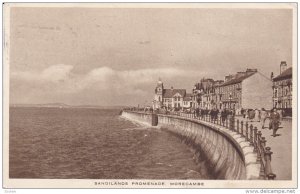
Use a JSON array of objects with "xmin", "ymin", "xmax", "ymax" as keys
[{"xmin": 235, "ymin": 116, "xmax": 292, "ymax": 180}]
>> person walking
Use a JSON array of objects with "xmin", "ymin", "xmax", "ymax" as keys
[
  {"xmin": 269, "ymin": 108, "xmax": 281, "ymax": 137},
  {"xmin": 254, "ymin": 109, "xmax": 260, "ymax": 122},
  {"xmin": 248, "ymin": 109, "xmax": 255, "ymax": 122},
  {"xmin": 261, "ymin": 108, "xmax": 268, "ymax": 129},
  {"xmin": 221, "ymin": 108, "xmax": 226, "ymax": 125}
]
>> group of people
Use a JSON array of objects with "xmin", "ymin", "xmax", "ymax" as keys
[
  {"xmin": 193, "ymin": 107, "xmax": 282, "ymax": 137},
  {"xmin": 194, "ymin": 107, "xmax": 234, "ymax": 124},
  {"xmin": 137, "ymin": 105, "xmax": 282, "ymax": 138}
]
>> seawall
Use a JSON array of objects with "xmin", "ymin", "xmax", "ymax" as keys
[{"xmin": 121, "ymin": 111, "xmax": 261, "ymax": 180}]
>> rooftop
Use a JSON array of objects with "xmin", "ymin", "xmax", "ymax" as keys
[
  {"xmin": 220, "ymin": 72, "xmax": 256, "ymax": 86},
  {"xmin": 273, "ymin": 67, "xmax": 292, "ymax": 81},
  {"xmin": 163, "ymin": 89, "xmax": 186, "ymax": 98}
]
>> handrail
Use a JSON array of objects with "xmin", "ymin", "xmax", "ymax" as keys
[{"xmin": 123, "ymin": 109, "xmax": 276, "ymax": 180}]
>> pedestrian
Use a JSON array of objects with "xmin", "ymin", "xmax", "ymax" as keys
[
  {"xmin": 254, "ymin": 109, "xmax": 260, "ymax": 122},
  {"xmin": 261, "ymin": 108, "xmax": 268, "ymax": 129},
  {"xmin": 241, "ymin": 108, "xmax": 245, "ymax": 118},
  {"xmin": 269, "ymin": 108, "xmax": 281, "ymax": 137},
  {"xmin": 258, "ymin": 109, "xmax": 261, "ymax": 122},
  {"xmin": 215, "ymin": 108, "xmax": 219, "ymax": 122},
  {"xmin": 221, "ymin": 108, "xmax": 226, "ymax": 125},
  {"xmin": 196, "ymin": 108, "xmax": 199, "ymax": 118},
  {"xmin": 248, "ymin": 109, "xmax": 255, "ymax": 122}
]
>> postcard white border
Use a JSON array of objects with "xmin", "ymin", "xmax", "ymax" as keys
[{"xmin": 2, "ymin": 2, "xmax": 298, "ymax": 189}]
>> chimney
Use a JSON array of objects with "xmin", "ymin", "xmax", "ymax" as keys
[
  {"xmin": 280, "ymin": 61, "xmax": 287, "ymax": 74},
  {"xmin": 225, "ymin": 75, "xmax": 234, "ymax": 82},
  {"xmin": 271, "ymin": 72, "xmax": 274, "ymax": 80}
]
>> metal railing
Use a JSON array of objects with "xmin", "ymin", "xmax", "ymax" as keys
[{"xmin": 124, "ymin": 109, "xmax": 276, "ymax": 180}]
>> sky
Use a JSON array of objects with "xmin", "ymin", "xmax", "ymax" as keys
[{"xmin": 8, "ymin": 6, "xmax": 293, "ymax": 106}]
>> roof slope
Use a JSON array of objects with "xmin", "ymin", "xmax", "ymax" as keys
[
  {"xmin": 163, "ymin": 89, "xmax": 186, "ymax": 98},
  {"xmin": 273, "ymin": 67, "xmax": 292, "ymax": 81},
  {"xmin": 221, "ymin": 72, "xmax": 256, "ymax": 86}
]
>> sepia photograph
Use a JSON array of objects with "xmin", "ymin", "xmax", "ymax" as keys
[{"xmin": 2, "ymin": 3, "xmax": 297, "ymax": 189}]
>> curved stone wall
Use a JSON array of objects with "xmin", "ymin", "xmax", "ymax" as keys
[{"xmin": 121, "ymin": 111, "xmax": 260, "ymax": 180}]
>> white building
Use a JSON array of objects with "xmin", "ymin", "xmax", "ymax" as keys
[{"xmin": 153, "ymin": 79, "xmax": 191, "ymax": 110}]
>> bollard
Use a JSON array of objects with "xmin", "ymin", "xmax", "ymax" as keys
[
  {"xmin": 151, "ymin": 113, "xmax": 158, "ymax": 126},
  {"xmin": 253, "ymin": 127, "xmax": 258, "ymax": 153},
  {"xmin": 250, "ymin": 124, "xmax": 254, "ymax": 146},
  {"xmin": 264, "ymin": 147, "xmax": 276, "ymax": 180}
]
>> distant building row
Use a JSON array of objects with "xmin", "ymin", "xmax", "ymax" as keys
[{"xmin": 153, "ymin": 61, "xmax": 292, "ymax": 115}]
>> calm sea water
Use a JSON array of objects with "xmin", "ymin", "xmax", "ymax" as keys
[{"xmin": 9, "ymin": 107, "xmax": 209, "ymax": 179}]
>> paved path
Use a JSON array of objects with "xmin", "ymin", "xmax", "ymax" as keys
[{"xmin": 235, "ymin": 116, "xmax": 292, "ymax": 180}]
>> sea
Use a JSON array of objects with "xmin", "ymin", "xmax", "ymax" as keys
[{"xmin": 9, "ymin": 107, "xmax": 209, "ymax": 179}]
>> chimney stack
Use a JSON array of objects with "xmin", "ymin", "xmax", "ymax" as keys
[
  {"xmin": 225, "ymin": 75, "xmax": 234, "ymax": 82},
  {"xmin": 271, "ymin": 72, "xmax": 274, "ymax": 80},
  {"xmin": 280, "ymin": 61, "xmax": 287, "ymax": 74}
]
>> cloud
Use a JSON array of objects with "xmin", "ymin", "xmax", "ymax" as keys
[
  {"xmin": 11, "ymin": 64, "xmax": 74, "ymax": 83},
  {"xmin": 10, "ymin": 64, "xmax": 204, "ymax": 105}
]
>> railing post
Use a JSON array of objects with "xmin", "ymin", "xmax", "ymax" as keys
[
  {"xmin": 264, "ymin": 147, "xmax": 276, "ymax": 180},
  {"xmin": 257, "ymin": 131, "xmax": 262, "ymax": 162},
  {"xmin": 230, "ymin": 116, "xmax": 235, "ymax": 131},
  {"xmin": 261, "ymin": 137, "xmax": 266, "ymax": 148},
  {"xmin": 250, "ymin": 124, "xmax": 254, "ymax": 146},
  {"xmin": 240, "ymin": 121, "xmax": 244, "ymax": 137},
  {"xmin": 245, "ymin": 122, "xmax": 249, "ymax": 141},
  {"xmin": 253, "ymin": 127, "xmax": 258, "ymax": 153}
]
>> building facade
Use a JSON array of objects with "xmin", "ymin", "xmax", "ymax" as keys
[
  {"xmin": 183, "ymin": 93, "xmax": 193, "ymax": 109},
  {"xmin": 153, "ymin": 79, "xmax": 192, "ymax": 110},
  {"xmin": 192, "ymin": 69, "xmax": 273, "ymax": 114},
  {"xmin": 192, "ymin": 79, "xmax": 224, "ymax": 110},
  {"xmin": 272, "ymin": 61, "xmax": 292, "ymax": 115},
  {"xmin": 218, "ymin": 69, "xmax": 273, "ymax": 113}
]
